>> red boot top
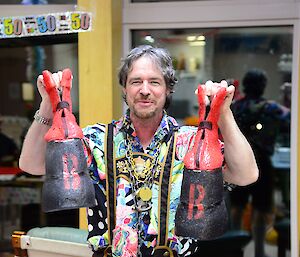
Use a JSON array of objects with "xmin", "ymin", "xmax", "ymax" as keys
[
  {"xmin": 184, "ymin": 84, "xmax": 226, "ymax": 170},
  {"xmin": 43, "ymin": 69, "xmax": 83, "ymax": 142}
]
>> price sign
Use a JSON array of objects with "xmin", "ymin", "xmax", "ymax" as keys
[{"xmin": 0, "ymin": 11, "xmax": 92, "ymax": 39}]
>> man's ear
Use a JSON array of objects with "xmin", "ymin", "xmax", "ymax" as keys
[
  {"xmin": 166, "ymin": 88, "xmax": 174, "ymax": 96},
  {"xmin": 166, "ymin": 88, "xmax": 171, "ymax": 96},
  {"xmin": 122, "ymin": 87, "xmax": 126, "ymax": 95},
  {"xmin": 122, "ymin": 87, "xmax": 128, "ymax": 104}
]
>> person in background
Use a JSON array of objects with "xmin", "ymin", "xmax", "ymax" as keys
[
  {"xmin": 19, "ymin": 45, "xmax": 258, "ymax": 257},
  {"xmin": 230, "ymin": 68, "xmax": 290, "ymax": 257},
  {"xmin": 227, "ymin": 78, "xmax": 243, "ymax": 102}
]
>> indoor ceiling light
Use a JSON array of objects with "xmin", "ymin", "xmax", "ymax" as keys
[
  {"xmin": 187, "ymin": 35, "xmax": 197, "ymax": 41},
  {"xmin": 189, "ymin": 41, "xmax": 206, "ymax": 46},
  {"xmin": 197, "ymin": 35, "xmax": 205, "ymax": 41},
  {"xmin": 145, "ymin": 35, "xmax": 154, "ymax": 43}
]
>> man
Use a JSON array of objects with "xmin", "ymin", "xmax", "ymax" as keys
[
  {"xmin": 230, "ymin": 68, "xmax": 290, "ymax": 257},
  {"xmin": 19, "ymin": 45, "xmax": 258, "ymax": 257}
]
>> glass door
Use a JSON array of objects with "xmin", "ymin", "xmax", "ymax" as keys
[{"xmin": 131, "ymin": 25, "xmax": 292, "ymax": 257}]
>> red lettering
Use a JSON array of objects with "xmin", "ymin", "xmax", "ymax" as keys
[
  {"xmin": 187, "ymin": 183, "xmax": 205, "ymax": 220},
  {"xmin": 188, "ymin": 184, "xmax": 195, "ymax": 220},
  {"xmin": 62, "ymin": 153, "xmax": 80, "ymax": 190}
]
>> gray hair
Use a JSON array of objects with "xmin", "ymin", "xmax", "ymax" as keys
[{"xmin": 118, "ymin": 45, "xmax": 178, "ymax": 91}]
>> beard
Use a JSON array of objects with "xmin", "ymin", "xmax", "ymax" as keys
[
  {"xmin": 131, "ymin": 105, "xmax": 157, "ymax": 119},
  {"xmin": 126, "ymin": 94, "xmax": 166, "ymax": 120}
]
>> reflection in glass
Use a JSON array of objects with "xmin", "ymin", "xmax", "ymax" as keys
[{"xmin": 132, "ymin": 26, "xmax": 292, "ymax": 257}]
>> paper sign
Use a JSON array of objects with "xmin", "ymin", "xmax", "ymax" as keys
[{"xmin": 0, "ymin": 11, "xmax": 91, "ymax": 39}]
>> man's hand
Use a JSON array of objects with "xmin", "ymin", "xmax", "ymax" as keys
[
  {"xmin": 196, "ymin": 80, "xmax": 235, "ymax": 104},
  {"xmin": 195, "ymin": 80, "xmax": 235, "ymax": 124},
  {"xmin": 37, "ymin": 71, "xmax": 63, "ymax": 99},
  {"xmin": 36, "ymin": 71, "xmax": 63, "ymax": 119}
]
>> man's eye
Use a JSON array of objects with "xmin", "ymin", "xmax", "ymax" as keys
[
  {"xmin": 151, "ymin": 81, "xmax": 160, "ymax": 86},
  {"xmin": 131, "ymin": 80, "xmax": 141, "ymax": 85}
]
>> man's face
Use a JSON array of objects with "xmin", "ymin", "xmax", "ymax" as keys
[{"xmin": 123, "ymin": 56, "xmax": 170, "ymax": 120}]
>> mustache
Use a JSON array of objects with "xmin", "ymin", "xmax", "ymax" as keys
[{"xmin": 134, "ymin": 96, "xmax": 154, "ymax": 103}]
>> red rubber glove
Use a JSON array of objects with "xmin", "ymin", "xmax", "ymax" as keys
[
  {"xmin": 184, "ymin": 84, "xmax": 226, "ymax": 170},
  {"xmin": 42, "ymin": 69, "xmax": 83, "ymax": 142}
]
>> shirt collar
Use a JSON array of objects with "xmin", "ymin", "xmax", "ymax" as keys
[{"xmin": 114, "ymin": 109, "xmax": 178, "ymax": 149}]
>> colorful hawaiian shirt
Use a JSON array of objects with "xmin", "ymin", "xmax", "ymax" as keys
[{"xmin": 83, "ymin": 110, "xmax": 221, "ymax": 257}]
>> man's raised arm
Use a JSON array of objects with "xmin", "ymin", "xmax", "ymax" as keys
[{"xmin": 19, "ymin": 73, "xmax": 60, "ymax": 175}]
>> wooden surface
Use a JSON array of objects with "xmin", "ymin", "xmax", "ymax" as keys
[{"xmin": 77, "ymin": 0, "xmax": 122, "ymax": 230}]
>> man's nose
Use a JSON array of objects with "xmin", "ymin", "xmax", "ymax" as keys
[{"xmin": 140, "ymin": 80, "xmax": 151, "ymax": 95}]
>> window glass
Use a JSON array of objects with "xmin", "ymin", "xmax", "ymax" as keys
[
  {"xmin": 132, "ymin": 26, "xmax": 292, "ymax": 124},
  {"xmin": 0, "ymin": 34, "xmax": 78, "ymax": 155},
  {"xmin": 132, "ymin": 27, "xmax": 292, "ymax": 244}
]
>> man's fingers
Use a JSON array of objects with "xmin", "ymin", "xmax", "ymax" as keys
[
  {"xmin": 205, "ymin": 96, "xmax": 210, "ymax": 106},
  {"xmin": 195, "ymin": 81, "xmax": 234, "ymax": 99},
  {"xmin": 220, "ymin": 80, "xmax": 228, "ymax": 88},
  {"xmin": 58, "ymin": 71, "xmax": 63, "ymax": 81},
  {"xmin": 225, "ymin": 85, "xmax": 235, "ymax": 101},
  {"xmin": 36, "ymin": 74, "xmax": 50, "ymax": 98},
  {"xmin": 204, "ymin": 80, "xmax": 213, "ymax": 96},
  {"xmin": 37, "ymin": 75, "xmax": 44, "ymax": 88},
  {"xmin": 227, "ymin": 85, "xmax": 235, "ymax": 93},
  {"xmin": 194, "ymin": 81, "xmax": 235, "ymax": 109},
  {"xmin": 52, "ymin": 73, "xmax": 60, "ymax": 88}
]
